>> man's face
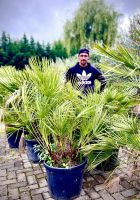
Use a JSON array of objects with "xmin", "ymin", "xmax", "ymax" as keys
[{"xmin": 78, "ymin": 53, "xmax": 89, "ymax": 67}]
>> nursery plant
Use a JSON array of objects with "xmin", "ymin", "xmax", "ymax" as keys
[
  {"xmin": 6, "ymin": 58, "xmax": 131, "ymax": 167},
  {"xmin": 92, "ymin": 35, "xmax": 140, "ymax": 172},
  {"xmin": 93, "ymin": 35, "xmax": 140, "ymax": 93},
  {"xmin": 3, "ymin": 56, "xmax": 138, "ymax": 199}
]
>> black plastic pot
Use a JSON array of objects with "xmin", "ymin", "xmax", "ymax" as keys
[
  {"xmin": 7, "ymin": 130, "xmax": 23, "ymax": 148},
  {"xmin": 44, "ymin": 158, "xmax": 87, "ymax": 200},
  {"xmin": 25, "ymin": 139, "xmax": 39, "ymax": 163},
  {"xmin": 96, "ymin": 149, "xmax": 119, "ymax": 171}
]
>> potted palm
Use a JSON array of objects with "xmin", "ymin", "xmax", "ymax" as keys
[
  {"xmin": 1, "ymin": 82, "xmax": 39, "ymax": 161},
  {"xmin": 7, "ymin": 128, "xmax": 23, "ymax": 148},
  {"xmin": 5, "ymin": 59, "xmax": 93, "ymax": 198},
  {"xmin": 39, "ymin": 101, "xmax": 87, "ymax": 199},
  {"xmin": 24, "ymin": 135, "xmax": 40, "ymax": 163},
  {"xmin": 0, "ymin": 66, "xmax": 29, "ymax": 148},
  {"xmin": 92, "ymin": 40, "xmax": 140, "ymax": 170},
  {"xmin": 9, "ymin": 72, "xmax": 88, "ymax": 199},
  {"xmin": 5, "ymin": 57, "xmax": 139, "ymax": 199},
  {"xmin": 4, "ymin": 106, "xmax": 25, "ymax": 148},
  {"xmin": 10, "ymin": 82, "xmax": 125, "ymax": 199}
]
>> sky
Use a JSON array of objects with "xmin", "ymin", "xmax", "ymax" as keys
[{"xmin": 0, "ymin": 0, "xmax": 140, "ymax": 43}]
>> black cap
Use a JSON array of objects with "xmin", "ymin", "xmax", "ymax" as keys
[{"xmin": 78, "ymin": 48, "xmax": 89, "ymax": 55}]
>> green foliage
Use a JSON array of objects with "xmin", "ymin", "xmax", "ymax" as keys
[
  {"xmin": 93, "ymin": 33, "xmax": 140, "ymax": 95},
  {"xmin": 129, "ymin": 11, "xmax": 140, "ymax": 44},
  {"xmin": 52, "ymin": 40, "xmax": 68, "ymax": 60},
  {"xmin": 1, "ymin": 57, "xmax": 138, "ymax": 170},
  {"xmin": 0, "ymin": 32, "xmax": 68, "ymax": 69},
  {"xmin": 94, "ymin": 43, "xmax": 140, "ymax": 71},
  {"xmin": 0, "ymin": 56, "xmax": 139, "ymax": 170},
  {"xmin": 64, "ymin": 0, "xmax": 120, "ymax": 55}
]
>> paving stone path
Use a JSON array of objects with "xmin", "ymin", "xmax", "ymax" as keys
[{"xmin": 0, "ymin": 125, "xmax": 140, "ymax": 200}]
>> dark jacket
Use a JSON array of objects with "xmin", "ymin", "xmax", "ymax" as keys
[{"xmin": 66, "ymin": 62, "xmax": 106, "ymax": 95}]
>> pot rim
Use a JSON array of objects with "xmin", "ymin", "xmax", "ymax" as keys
[{"xmin": 44, "ymin": 157, "xmax": 87, "ymax": 171}]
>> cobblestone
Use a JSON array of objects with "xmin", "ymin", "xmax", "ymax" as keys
[
  {"xmin": 0, "ymin": 196, "xmax": 8, "ymax": 200},
  {"xmin": 0, "ymin": 185, "xmax": 7, "ymax": 196},
  {"xmin": 7, "ymin": 171, "xmax": 16, "ymax": 179},
  {"xmin": 43, "ymin": 192, "xmax": 51, "ymax": 199},
  {"xmin": 0, "ymin": 169, "xmax": 6, "ymax": 176},
  {"xmin": 38, "ymin": 178, "xmax": 48, "ymax": 187},
  {"xmin": 112, "ymin": 193, "xmax": 125, "ymax": 200},
  {"xmin": 31, "ymin": 187, "xmax": 49, "ymax": 195},
  {"xmin": 27, "ymin": 175, "xmax": 37, "ymax": 185},
  {"xmin": 89, "ymin": 190, "xmax": 100, "ymax": 199},
  {"xmin": 17, "ymin": 172, "xmax": 26, "ymax": 182},
  {"xmin": 121, "ymin": 188, "xmax": 139, "ymax": 197},
  {"xmin": 0, "ymin": 178, "xmax": 17, "ymax": 186},
  {"xmin": 75, "ymin": 195, "xmax": 90, "ymax": 200},
  {"xmin": 0, "ymin": 135, "xmax": 140, "ymax": 200},
  {"xmin": 32, "ymin": 194, "xmax": 44, "ymax": 200},
  {"xmin": 94, "ymin": 184, "xmax": 105, "ymax": 191},
  {"xmin": 99, "ymin": 190, "xmax": 115, "ymax": 200},
  {"xmin": 8, "ymin": 188, "xmax": 19, "ymax": 199},
  {"xmin": 20, "ymin": 191, "xmax": 32, "ymax": 199}
]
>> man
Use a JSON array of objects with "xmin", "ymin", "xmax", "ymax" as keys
[{"xmin": 65, "ymin": 48, "xmax": 106, "ymax": 95}]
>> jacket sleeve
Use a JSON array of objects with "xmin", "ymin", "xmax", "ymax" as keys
[
  {"xmin": 95, "ymin": 69, "xmax": 107, "ymax": 92},
  {"xmin": 65, "ymin": 69, "xmax": 70, "ymax": 82}
]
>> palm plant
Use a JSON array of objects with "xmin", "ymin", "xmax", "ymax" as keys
[
  {"xmin": 0, "ymin": 66, "xmax": 29, "ymax": 100},
  {"xmin": 2, "ymin": 56, "xmax": 139, "ymax": 170},
  {"xmin": 0, "ymin": 65, "xmax": 29, "ymax": 138},
  {"xmin": 9, "ymin": 77, "xmax": 136, "ymax": 170},
  {"xmin": 1, "ymin": 58, "xmax": 62, "ymax": 134},
  {"xmin": 1, "ymin": 49, "xmax": 140, "ymax": 199},
  {"xmin": 93, "ymin": 39, "xmax": 140, "ymax": 92},
  {"xmin": 92, "ymin": 37, "xmax": 140, "ymax": 172},
  {"xmin": 26, "ymin": 89, "xmax": 140, "ymax": 169},
  {"xmin": 93, "ymin": 34, "xmax": 140, "ymax": 117},
  {"xmin": 94, "ymin": 42, "xmax": 140, "ymax": 72}
]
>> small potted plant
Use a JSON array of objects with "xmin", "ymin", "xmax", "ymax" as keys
[
  {"xmin": 37, "ymin": 101, "xmax": 87, "ymax": 199},
  {"xmin": 4, "ymin": 107, "xmax": 25, "ymax": 148},
  {"xmin": 24, "ymin": 134, "xmax": 40, "ymax": 163},
  {"xmin": 7, "ymin": 127, "xmax": 24, "ymax": 148}
]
